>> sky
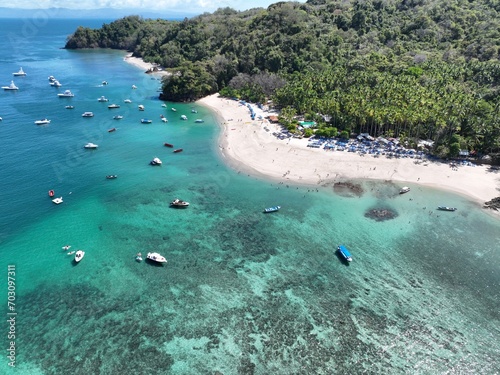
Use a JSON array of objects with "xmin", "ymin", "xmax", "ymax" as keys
[{"xmin": 0, "ymin": 0, "xmax": 292, "ymax": 13}]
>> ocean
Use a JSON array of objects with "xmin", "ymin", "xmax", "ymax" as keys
[{"xmin": 0, "ymin": 17, "xmax": 499, "ymax": 375}]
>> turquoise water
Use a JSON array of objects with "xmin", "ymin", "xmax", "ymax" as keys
[{"xmin": 0, "ymin": 18, "xmax": 499, "ymax": 375}]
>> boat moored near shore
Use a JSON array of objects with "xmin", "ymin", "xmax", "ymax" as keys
[
  {"xmin": 399, "ymin": 186, "xmax": 410, "ymax": 194},
  {"xmin": 437, "ymin": 206, "xmax": 457, "ymax": 211},
  {"xmin": 264, "ymin": 206, "xmax": 281, "ymax": 213},
  {"xmin": 170, "ymin": 198, "xmax": 189, "ymax": 208}
]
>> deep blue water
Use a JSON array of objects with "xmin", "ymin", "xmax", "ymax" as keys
[{"xmin": 0, "ymin": 18, "xmax": 499, "ymax": 375}]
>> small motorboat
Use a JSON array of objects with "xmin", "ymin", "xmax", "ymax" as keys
[
  {"xmin": 124, "ymin": 99, "xmax": 132, "ymax": 103},
  {"xmin": 102, "ymin": 80, "xmax": 108, "ymax": 85},
  {"xmin": 74, "ymin": 250, "xmax": 85, "ymax": 263},
  {"xmin": 106, "ymin": 175, "xmax": 118, "ymax": 179},
  {"xmin": 138, "ymin": 105, "xmax": 145, "ymax": 111},
  {"xmin": 62, "ymin": 245, "xmax": 71, "ymax": 250},
  {"xmin": 135, "ymin": 252, "xmax": 143, "ymax": 262},
  {"xmin": 34, "ymin": 118, "xmax": 51, "ymax": 125},
  {"xmin": 337, "ymin": 245, "xmax": 353, "ymax": 262},
  {"xmin": 399, "ymin": 186, "xmax": 410, "ymax": 194},
  {"xmin": 141, "ymin": 119, "xmax": 152, "ymax": 124},
  {"xmin": 113, "ymin": 115, "xmax": 123, "ymax": 120},
  {"xmin": 263, "ymin": 206, "xmax": 280, "ymax": 213},
  {"xmin": 146, "ymin": 252, "xmax": 167, "ymax": 263},
  {"xmin": 173, "ymin": 148, "xmax": 183, "ymax": 153},
  {"xmin": 164, "ymin": 143, "xmax": 174, "ymax": 148},
  {"xmin": 52, "ymin": 197, "xmax": 63, "ymax": 204},
  {"xmin": 170, "ymin": 198, "xmax": 189, "ymax": 208},
  {"xmin": 50, "ymin": 80, "xmax": 62, "ymax": 87},
  {"xmin": 84, "ymin": 142, "xmax": 98, "ymax": 149},
  {"xmin": 48, "ymin": 190, "xmax": 55, "ymax": 197},
  {"xmin": 437, "ymin": 206, "xmax": 457, "ymax": 211},
  {"xmin": 108, "ymin": 127, "xmax": 117, "ymax": 133},
  {"xmin": 13, "ymin": 67, "xmax": 26, "ymax": 76},
  {"xmin": 108, "ymin": 104, "xmax": 120, "ymax": 109},
  {"xmin": 161, "ymin": 104, "xmax": 167, "ymax": 107},
  {"xmin": 171, "ymin": 108, "xmax": 177, "ymax": 112},
  {"xmin": 58, "ymin": 90, "xmax": 74, "ymax": 97},
  {"xmin": 180, "ymin": 115, "xmax": 187, "ymax": 120},
  {"xmin": 2, "ymin": 81, "xmax": 19, "ymax": 90},
  {"xmin": 65, "ymin": 105, "xmax": 74, "ymax": 109},
  {"xmin": 48, "ymin": 75, "xmax": 55, "ymax": 81},
  {"xmin": 191, "ymin": 108, "xmax": 198, "ymax": 113},
  {"xmin": 161, "ymin": 117, "xmax": 168, "ymax": 123},
  {"xmin": 67, "ymin": 251, "xmax": 75, "ymax": 255},
  {"xmin": 150, "ymin": 157, "xmax": 162, "ymax": 166},
  {"xmin": 195, "ymin": 119, "xmax": 204, "ymax": 123},
  {"xmin": 97, "ymin": 96, "xmax": 109, "ymax": 102},
  {"xmin": 132, "ymin": 85, "xmax": 137, "ymax": 89},
  {"xmin": 82, "ymin": 112, "xmax": 94, "ymax": 117}
]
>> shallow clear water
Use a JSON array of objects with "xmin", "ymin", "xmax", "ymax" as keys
[{"xmin": 0, "ymin": 18, "xmax": 499, "ymax": 375}]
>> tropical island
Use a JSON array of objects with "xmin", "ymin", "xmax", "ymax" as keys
[{"xmin": 64, "ymin": 0, "xmax": 500, "ymax": 207}]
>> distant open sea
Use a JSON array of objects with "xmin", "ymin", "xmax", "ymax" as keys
[{"xmin": 0, "ymin": 17, "xmax": 499, "ymax": 375}]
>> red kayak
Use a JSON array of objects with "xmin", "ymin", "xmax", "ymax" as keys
[
  {"xmin": 164, "ymin": 143, "xmax": 173, "ymax": 148},
  {"xmin": 48, "ymin": 190, "xmax": 55, "ymax": 197}
]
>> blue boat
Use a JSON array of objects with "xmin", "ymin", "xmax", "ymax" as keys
[
  {"xmin": 263, "ymin": 205, "xmax": 280, "ymax": 213},
  {"xmin": 337, "ymin": 245, "xmax": 353, "ymax": 262}
]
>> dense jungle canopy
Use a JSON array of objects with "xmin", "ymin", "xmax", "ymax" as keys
[{"xmin": 65, "ymin": 0, "xmax": 500, "ymax": 158}]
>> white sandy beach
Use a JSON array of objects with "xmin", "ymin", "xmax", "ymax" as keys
[
  {"xmin": 123, "ymin": 53, "xmax": 170, "ymax": 76},
  {"xmin": 122, "ymin": 54, "xmax": 500, "ymax": 206},
  {"xmin": 198, "ymin": 94, "xmax": 500, "ymax": 206}
]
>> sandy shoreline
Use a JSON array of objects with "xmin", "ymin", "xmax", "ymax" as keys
[
  {"xmin": 198, "ymin": 94, "xmax": 500, "ymax": 207},
  {"xmin": 123, "ymin": 53, "xmax": 170, "ymax": 76},
  {"xmin": 121, "ymin": 53, "xmax": 500, "ymax": 208}
]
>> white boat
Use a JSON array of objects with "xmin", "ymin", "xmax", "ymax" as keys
[
  {"xmin": 399, "ymin": 186, "xmax": 410, "ymax": 194},
  {"xmin": 170, "ymin": 198, "xmax": 189, "ymax": 208},
  {"xmin": 48, "ymin": 75, "xmax": 56, "ymax": 81},
  {"xmin": 74, "ymin": 250, "xmax": 85, "ymax": 263},
  {"xmin": 84, "ymin": 142, "xmax": 98, "ymax": 149},
  {"xmin": 180, "ymin": 115, "xmax": 187, "ymax": 120},
  {"xmin": 113, "ymin": 115, "xmax": 123, "ymax": 120},
  {"xmin": 161, "ymin": 117, "xmax": 168, "ymax": 123},
  {"xmin": 132, "ymin": 84, "xmax": 137, "ymax": 89},
  {"xmin": 62, "ymin": 245, "xmax": 71, "ymax": 250},
  {"xmin": 52, "ymin": 197, "xmax": 63, "ymax": 204},
  {"xmin": 124, "ymin": 99, "xmax": 132, "ymax": 103},
  {"xmin": 138, "ymin": 104, "xmax": 144, "ymax": 111},
  {"xmin": 102, "ymin": 80, "xmax": 108, "ymax": 85},
  {"xmin": 135, "ymin": 252, "xmax": 143, "ymax": 262},
  {"xmin": 195, "ymin": 119, "xmax": 204, "ymax": 123},
  {"xmin": 34, "ymin": 118, "xmax": 51, "ymax": 125},
  {"xmin": 108, "ymin": 104, "xmax": 120, "ymax": 109},
  {"xmin": 191, "ymin": 109, "xmax": 198, "ymax": 113},
  {"xmin": 150, "ymin": 157, "xmax": 162, "ymax": 166},
  {"xmin": 82, "ymin": 112, "xmax": 94, "ymax": 117},
  {"xmin": 97, "ymin": 96, "xmax": 109, "ymax": 102},
  {"xmin": 437, "ymin": 206, "xmax": 457, "ymax": 212},
  {"xmin": 141, "ymin": 118, "xmax": 152, "ymax": 124},
  {"xmin": 58, "ymin": 90, "xmax": 74, "ymax": 97},
  {"xmin": 146, "ymin": 252, "xmax": 167, "ymax": 263},
  {"xmin": 13, "ymin": 67, "xmax": 26, "ymax": 76},
  {"xmin": 50, "ymin": 80, "xmax": 62, "ymax": 87},
  {"xmin": 2, "ymin": 81, "xmax": 18, "ymax": 90}
]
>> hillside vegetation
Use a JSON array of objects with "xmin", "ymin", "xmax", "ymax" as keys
[{"xmin": 65, "ymin": 0, "xmax": 500, "ymax": 158}]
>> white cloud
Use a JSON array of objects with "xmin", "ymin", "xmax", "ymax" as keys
[{"xmin": 4, "ymin": 0, "xmax": 275, "ymax": 11}]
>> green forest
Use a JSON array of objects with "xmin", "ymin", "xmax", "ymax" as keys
[{"xmin": 65, "ymin": 0, "xmax": 500, "ymax": 159}]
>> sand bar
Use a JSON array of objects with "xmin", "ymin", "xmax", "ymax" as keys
[{"xmin": 198, "ymin": 94, "xmax": 500, "ymax": 206}]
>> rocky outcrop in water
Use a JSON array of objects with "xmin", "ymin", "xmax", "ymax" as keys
[
  {"xmin": 484, "ymin": 197, "xmax": 500, "ymax": 211},
  {"xmin": 364, "ymin": 208, "xmax": 398, "ymax": 221},
  {"xmin": 333, "ymin": 181, "xmax": 364, "ymax": 197}
]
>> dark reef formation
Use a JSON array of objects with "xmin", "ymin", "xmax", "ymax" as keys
[{"xmin": 364, "ymin": 208, "xmax": 398, "ymax": 221}]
